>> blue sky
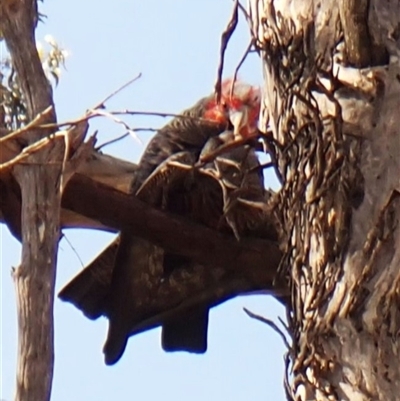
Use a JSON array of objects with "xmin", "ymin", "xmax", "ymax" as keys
[{"xmin": 1, "ymin": 1, "xmax": 286, "ymax": 400}]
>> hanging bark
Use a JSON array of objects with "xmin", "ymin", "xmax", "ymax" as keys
[{"xmin": 248, "ymin": 0, "xmax": 399, "ymax": 400}]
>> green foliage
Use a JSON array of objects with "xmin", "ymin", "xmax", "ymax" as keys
[
  {"xmin": 1, "ymin": 35, "xmax": 68, "ymax": 130},
  {"xmin": 0, "ymin": 59, "xmax": 27, "ymax": 130},
  {"xmin": 38, "ymin": 35, "xmax": 68, "ymax": 86}
]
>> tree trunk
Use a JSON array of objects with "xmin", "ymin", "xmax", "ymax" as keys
[
  {"xmin": 1, "ymin": 1, "xmax": 63, "ymax": 400},
  {"xmin": 248, "ymin": 0, "xmax": 400, "ymax": 400}
]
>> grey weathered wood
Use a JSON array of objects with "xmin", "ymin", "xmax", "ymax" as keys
[
  {"xmin": 0, "ymin": 149, "xmax": 138, "ymax": 235},
  {"xmin": 1, "ymin": 1, "xmax": 62, "ymax": 400}
]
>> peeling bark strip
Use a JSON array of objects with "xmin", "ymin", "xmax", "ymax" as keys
[
  {"xmin": 0, "ymin": 1, "xmax": 63, "ymax": 401},
  {"xmin": 248, "ymin": 0, "xmax": 400, "ymax": 400}
]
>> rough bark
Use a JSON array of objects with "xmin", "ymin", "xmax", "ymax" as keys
[
  {"xmin": 0, "ymin": 149, "xmax": 138, "ymax": 238},
  {"xmin": 248, "ymin": 0, "xmax": 400, "ymax": 400},
  {"xmin": 0, "ymin": 1, "xmax": 62, "ymax": 400}
]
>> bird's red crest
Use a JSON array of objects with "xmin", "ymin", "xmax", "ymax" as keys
[
  {"xmin": 203, "ymin": 78, "xmax": 261, "ymax": 138},
  {"xmin": 220, "ymin": 78, "xmax": 261, "ymax": 111}
]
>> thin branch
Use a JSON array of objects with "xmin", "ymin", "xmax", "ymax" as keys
[
  {"xmin": 236, "ymin": 1, "xmax": 251, "ymax": 23},
  {"xmin": 231, "ymin": 39, "xmax": 254, "ymax": 98},
  {"xmin": 0, "ymin": 74, "xmax": 142, "ymax": 139},
  {"xmin": 1, "ymin": 149, "xmax": 139, "ymax": 239},
  {"xmin": 0, "ymin": 106, "xmax": 52, "ymax": 143},
  {"xmin": 88, "ymin": 109, "xmax": 142, "ymax": 144},
  {"xmin": 60, "ymin": 134, "xmax": 95, "ymax": 191},
  {"xmin": 37, "ymin": 109, "xmax": 221, "ymax": 131},
  {"xmin": 96, "ymin": 128, "xmax": 157, "ymax": 150},
  {"xmin": 243, "ymin": 307, "xmax": 291, "ymax": 349},
  {"xmin": 98, "ymin": 110, "xmax": 222, "ymax": 124},
  {"xmin": 197, "ymin": 133, "xmax": 259, "ymax": 166},
  {"xmin": 248, "ymin": 161, "xmax": 274, "ymax": 174},
  {"xmin": 61, "ymin": 233, "xmax": 85, "ymax": 269},
  {"xmin": 96, "ymin": 133, "xmax": 130, "ymax": 150},
  {"xmin": 91, "ymin": 73, "xmax": 142, "ymax": 110},
  {"xmin": 0, "ymin": 130, "xmax": 67, "ymax": 171},
  {"xmin": 236, "ymin": 0, "xmax": 258, "ymax": 43},
  {"xmin": 214, "ymin": 0, "xmax": 239, "ymax": 103}
]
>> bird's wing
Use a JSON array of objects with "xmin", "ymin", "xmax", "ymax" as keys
[
  {"xmin": 135, "ymin": 151, "xmax": 197, "ymax": 204},
  {"xmin": 58, "ymin": 237, "xmax": 119, "ymax": 319}
]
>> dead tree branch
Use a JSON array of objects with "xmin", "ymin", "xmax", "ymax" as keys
[
  {"xmin": 2, "ymin": 150, "xmax": 281, "ymax": 280},
  {"xmin": 58, "ymin": 171, "xmax": 285, "ymax": 341},
  {"xmin": 62, "ymin": 173, "xmax": 282, "ymax": 275},
  {"xmin": 214, "ymin": 0, "xmax": 239, "ymax": 102},
  {"xmin": 0, "ymin": 1, "xmax": 63, "ymax": 400},
  {"xmin": 0, "ymin": 149, "xmax": 139, "ymax": 238}
]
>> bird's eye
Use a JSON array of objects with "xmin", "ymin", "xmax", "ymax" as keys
[{"xmin": 221, "ymin": 100, "xmax": 228, "ymax": 109}]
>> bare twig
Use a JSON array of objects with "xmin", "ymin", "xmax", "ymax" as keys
[
  {"xmin": 231, "ymin": 39, "xmax": 254, "ymax": 98},
  {"xmin": 236, "ymin": 1, "xmax": 251, "ymax": 22},
  {"xmin": 61, "ymin": 233, "xmax": 85, "ymax": 269},
  {"xmin": 91, "ymin": 73, "xmax": 142, "ymax": 110},
  {"xmin": 0, "ymin": 106, "xmax": 52, "ymax": 143},
  {"xmin": 37, "ymin": 109, "xmax": 220, "ymax": 131},
  {"xmin": 102, "ymin": 110, "xmax": 222, "ymax": 124},
  {"xmin": 214, "ymin": 0, "xmax": 239, "ymax": 103},
  {"xmin": 88, "ymin": 109, "xmax": 142, "ymax": 144},
  {"xmin": 96, "ymin": 128, "xmax": 157, "ymax": 150},
  {"xmin": 197, "ymin": 133, "xmax": 259, "ymax": 167},
  {"xmin": 248, "ymin": 161, "xmax": 274, "ymax": 174},
  {"xmin": 60, "ymin": 135, "xmax": 96, "ymax": 191},
  {"xmin": 0, "ymin": 122, "xmax": 90, "ymax": 174},
  {"xmin": 96, "ymin": 133, "xmax": 130, "ymax": 150},
  {"xmin": 236, "ymin": 1, "xmax": 258, "ymax": 41},
  {"xmin": 0, "ymin": 131, "xmax": 67, "ymax": 171},
  {"xmin": 243, "ymin": 307, "xmax": 291, "ymax": 349}
]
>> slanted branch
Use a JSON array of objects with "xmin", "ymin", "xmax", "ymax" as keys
[
  {"xmin": 63, "ymin": 173, "xmax": 281, "ymax": 275},
  {"xmin": 2, "ymin": 134, "xmax": 285, "ymax": 355},
  {"xmin": 59, "ymin": 160, "xmax": 285, "ymax": 337}
]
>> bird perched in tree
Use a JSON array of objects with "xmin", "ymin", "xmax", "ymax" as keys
[{"xmin": 59, "ymin": 79, "xmax": 267, "ymax": 365}]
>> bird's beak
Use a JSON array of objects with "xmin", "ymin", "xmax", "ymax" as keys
[{"xmin": 229, "ymin": 108, "xmax": 248, "ymax": 138}]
